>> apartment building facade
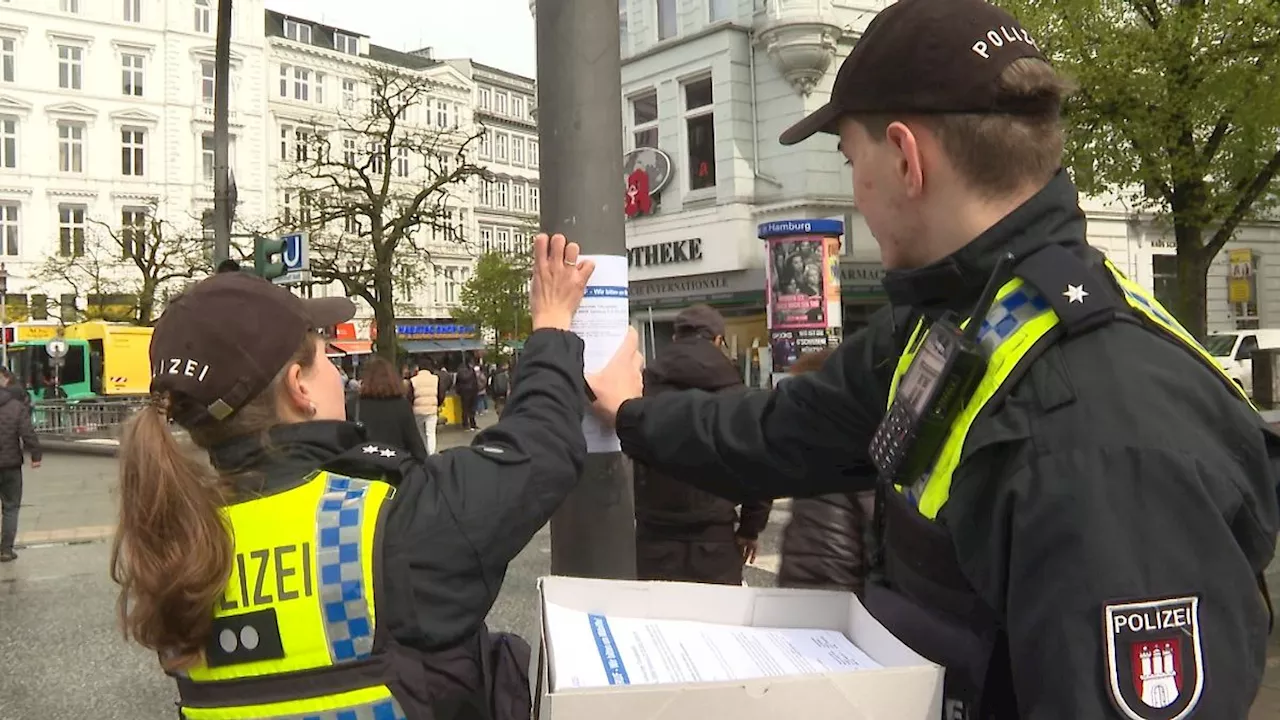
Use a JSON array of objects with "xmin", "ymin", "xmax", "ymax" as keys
[
  {"xmin": 445, "ymin": 58, "xmax": 541, "ymax": 259},
  {"xmin": 0, "ymin": 0, "xmax": 270, "ymax": 317},
  {"xmin": 263, "ymin": 13, "xmax": 483, "ymax": 325}
]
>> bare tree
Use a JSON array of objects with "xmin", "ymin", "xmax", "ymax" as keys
[
  {"xmin": 37, "ymin": 201, "xmax": 210, "ymax": 325},
  {"xmin": 275, "ymin": 65, "xmax": 489, "ymax": 358}
]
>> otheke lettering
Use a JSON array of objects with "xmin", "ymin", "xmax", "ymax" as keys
[{"xmin": 1111, "ymin": 607, "xmax": 1192, "ymax": 635}]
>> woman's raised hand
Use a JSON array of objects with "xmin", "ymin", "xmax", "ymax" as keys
[{"xmin": 530, "ymin": 233, "xmax": 596, "ymax": 332}]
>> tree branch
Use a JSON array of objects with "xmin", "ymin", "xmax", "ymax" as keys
[{"xmin": 1204, "ymin": 147, "xmax": 1280, "ymax": 259}]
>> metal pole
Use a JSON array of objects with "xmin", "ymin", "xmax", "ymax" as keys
[
  {"xmin": 536, "ymin": 0, "xmax": 635, "ymax": 579},
  {"xmin": 212, "ymin": 0, "xmax": 234, "ymax": 267},
  {"xmin": 1, "ymin": 291, "xmax": 7, "ymax": 368}
]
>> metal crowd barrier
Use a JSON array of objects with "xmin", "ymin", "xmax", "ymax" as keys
[{"xmin": 30, "ymin": 397, "xmax": 150, "ymax": 440}]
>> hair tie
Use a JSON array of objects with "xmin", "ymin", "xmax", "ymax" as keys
[{"xmin": 149, "ymin": 391, "xmax": 172, "ymax": 420}]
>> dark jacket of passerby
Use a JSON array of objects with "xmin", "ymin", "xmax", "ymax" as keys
[
  {"xmin": 455, "ymin": 363, "xmax": 479, "ymax": 397},
  {"xmin": 633, "ymin": 307, "xmax": 772, "ymax": 585},
  {"xmin": 0, "ymin": 386, "xmax": 40, "ymax": 469},
  {"xmin": 489, "ymin": 368, "xmax": 511, "ymax": 397},
  {"xmin": 776, "ymin": 349, "xmax": 875, "ymax": 596},
  {"xmin": 435, "ymin": 366, "xmax": 453, "ymax": 405},
  {"xmin": 348, "ymin": 357, "xmax": 428, "ymax": 462}
]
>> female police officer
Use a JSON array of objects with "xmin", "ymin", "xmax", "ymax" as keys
[{"xmin": 110, "ymin": 234, "xmax": 640, "ymax": 720}]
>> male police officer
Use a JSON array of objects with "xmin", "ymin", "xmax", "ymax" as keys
[{"xmin": 585, "ymin": 0, "xmax": 1280, "ymax": 717}]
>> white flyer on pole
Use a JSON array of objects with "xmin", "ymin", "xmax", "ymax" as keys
[{"xmin": 570, "ymin": 255, "xmax": 629, "ymax": 453}]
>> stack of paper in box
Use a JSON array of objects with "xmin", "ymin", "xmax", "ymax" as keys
[{"xmin": 534, "ymin": 577, "xmax": 944, "ymax": 720}]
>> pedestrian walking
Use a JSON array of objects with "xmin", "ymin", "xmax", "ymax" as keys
[
  {"xmin": 631, "ymin": 305, "xmax": 772, "ymax": 585},
  {"xmin": 408, "ymin": 361, "xmax": 440, "ymax": 454},
  {"xmin": 489, "ymin": 363, "xmax": 511, "ymax": 415},
  {"xmin": 0, "ymin": 367, "xmax": 40, "ymax": 563},
  {"xmin": 110, "ymin": 234, "xmax": 641, "ymax": 719},
  {"xmin": 455, "ymin": 354, "xmax": 480, "ymax": 430},
  {"xmin": 349, "ymin": 356, "xmax": 428, "ymax": 463},
  {"xmin": 476, "ymin": 364, "xmax": 489, "ymax": 415},
  {"xmin": 584, "ymin": 1, "xmax": 1280, "ymax": 716}
]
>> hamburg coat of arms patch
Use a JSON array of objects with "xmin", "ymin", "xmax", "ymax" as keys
[{"xmin": 1102, "ymin": 595, "xmax": 1204, "ymax": 720}]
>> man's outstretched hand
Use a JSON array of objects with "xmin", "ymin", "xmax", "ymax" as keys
[{"xmin": 587, "ymin": 327, "xmax": 644, "ymax": 428}]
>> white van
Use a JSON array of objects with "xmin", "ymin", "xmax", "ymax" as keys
[{"xmin": 1203, "ymin": 329, "xmax": 1280, "ymax": 396}]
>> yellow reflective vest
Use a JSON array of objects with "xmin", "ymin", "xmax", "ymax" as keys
[
  {"xmin": 175, "ymin": 470, "xmax": 405, "ymax": 720},
  {"xmin": 886, "ymin": 259, "xmax": 1253, "ymax": 521}
]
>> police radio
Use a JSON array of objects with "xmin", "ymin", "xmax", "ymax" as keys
[{"xmin": 869, "ymin": 253, "xmax": 1015, "ymax": 487}]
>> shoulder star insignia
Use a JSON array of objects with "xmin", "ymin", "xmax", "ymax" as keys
[
  {"xmin": 1064, "ymin": 284, "xmax": 1089, "ymax": 304},
  {"xmin": 362, "ymin": 445, "xmax": 379, "ymax": 454},
  {"xmin": 379, "ymin": 449, "xmax": 397, "ymax": 458}
]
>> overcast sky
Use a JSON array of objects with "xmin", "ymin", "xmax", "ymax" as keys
[{"xmin": 264, "ymin": 0, "xmax": 538, "ymax": 78}]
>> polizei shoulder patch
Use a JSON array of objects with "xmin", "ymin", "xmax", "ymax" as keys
[{"xmin": 1102, "ymin": 595, "xmax": 1204, "ymax": 720}]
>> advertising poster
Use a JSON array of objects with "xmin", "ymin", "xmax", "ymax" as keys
[
  {"xmin": 768, "ymin": 235, "xmax": 827, "ymax": 330},
  {"xmin": 1228, "ymin": 248, "xmax": 1255, "ymax": 305},
  {"xmin": 759, "ymin": 219, "xmax": 846, "ymax": 377},
  {"xmin": 822, "ymin": 235, "xmax": 843, "ymax": 331},
  {"xmin": 570, "ymin": 255, "xmax": 629, "ymax": 454}
]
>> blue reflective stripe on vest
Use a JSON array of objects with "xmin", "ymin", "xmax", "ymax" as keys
[
  {"xmin": 315, "ymin": 475, "xmax": 375, "ymax": 663},
  {"xmin": 258, "ymin": 697, "xmax": 407, "ymax": 720},
  {"xmin": 898, "ymin": 282, "xmax": 1054, "ymax": 508},
  {"xmin": 975, "ymin": 286, "xmax": 1052, "ymax": 355}
]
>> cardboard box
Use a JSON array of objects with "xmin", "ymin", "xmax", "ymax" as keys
[{"xmin": 534, "ymin": 576, "xmax": 943, "ymax": 720}]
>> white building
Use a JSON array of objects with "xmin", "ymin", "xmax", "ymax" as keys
[
  {"xmin": 588, "ymin": 0, "xmax": 1277, "ymax": 360},
  {"xmin": 444, "ymin": 58, "xmax": 541, "ymax": 258},
  {"xmin": 0, "ymin": 0, "xmax": 270, "ymax": 318},
  {"xmin": 263, "ymin": 13, "xmax": 482, "ymax": 328}
]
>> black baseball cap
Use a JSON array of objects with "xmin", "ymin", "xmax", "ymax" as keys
[
  {"xmin": 674, "ymin": 304, "xmax": 726, "ymax": 339},
  {"xmin": 779, "ymin": 0, "xmax": 1049, "ymax": 146},
  {"xmin": 150, "ymin": 272, "xmax": 355, "ymax": 425}
]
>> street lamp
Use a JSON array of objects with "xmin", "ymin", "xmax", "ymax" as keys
[{"xmin": 0, "ymin": 263, "xmax": 9, "ymax": 367}]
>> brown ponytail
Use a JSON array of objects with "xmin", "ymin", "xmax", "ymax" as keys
[{"xmin": 111, "ymin": 333, "xmax": 320, "ymax": 671}]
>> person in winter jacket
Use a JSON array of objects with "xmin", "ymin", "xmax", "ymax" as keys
[
  {"xmin": 0, "ymin": 367, "xmax": 40, "ymax": 562},
  {"xmin": 489, "ymin": 364, "xmax": 511, "ymax": 415},
  {"xmin": 776, "ymin": 349, "xmax": 875, "ymax": 595},
  {"xmin": 408, "ymin": 362, "xmax": 440, "ymax": 454},
  {"xmin": 631, "ymin": 305, "xmax": 772, "ymax": 584},
  {"xmin": 348, "ymin": 356, "xmax": 428, "ymax": 462},
  {"xmin": 455, "ymin": 355, "xmax": 480, "ymax": 430}
]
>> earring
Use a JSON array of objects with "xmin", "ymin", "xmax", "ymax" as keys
[{"xmin": 308, "ymin": 402, "xmax": 317, "ymax": 417}]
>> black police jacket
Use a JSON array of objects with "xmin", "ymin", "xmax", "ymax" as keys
[
  {"xmin": 614, "ymin": 171, "xmax": 1280, "ymax": 718},
  {"xmin": 209, "ymin": 328, "xmax": 589, "ymax": 715}
]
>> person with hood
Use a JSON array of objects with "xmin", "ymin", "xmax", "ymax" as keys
[
  {"xmin": 0, "ymin": 367, "xmax": 40, "ymax": 562},
  {"xmin": 631, "ymin": 305, "xmax": 772, "ymax": 584}
]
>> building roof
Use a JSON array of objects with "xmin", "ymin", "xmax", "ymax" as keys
[
  {"xmin": 472, "ymin": 61, "xmax": 534, "ymax": 84},
  {"xmin": 367, "ymin": 45, "xmax": 440, "ymax": 70}
]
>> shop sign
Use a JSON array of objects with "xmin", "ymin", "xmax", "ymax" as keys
[
  {"xmin": 394, "ymin": 321, "xmax": 477, "ymax": 340},
  {"xmin": 623, "ymin": 147, "xmax": 673, "ymax": 219},
  {"xmin": 629, "ymin": 269, "xmax": 767, "ymax": 306},
  {"xmin": 628, "ymin": 238, "xmax": 703, "ymax": 268},
  {"xmin": 840, "ymin": 261, "xmax": 888, "ymax": 297}
]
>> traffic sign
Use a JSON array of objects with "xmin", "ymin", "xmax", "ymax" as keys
[
  {"xmin": 45, "ymin": 338, "xmax": 68, "ymax": 359},
  {"xmin": 274, "ymin": 232, "xmax": 310, "ymax": 286}
]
